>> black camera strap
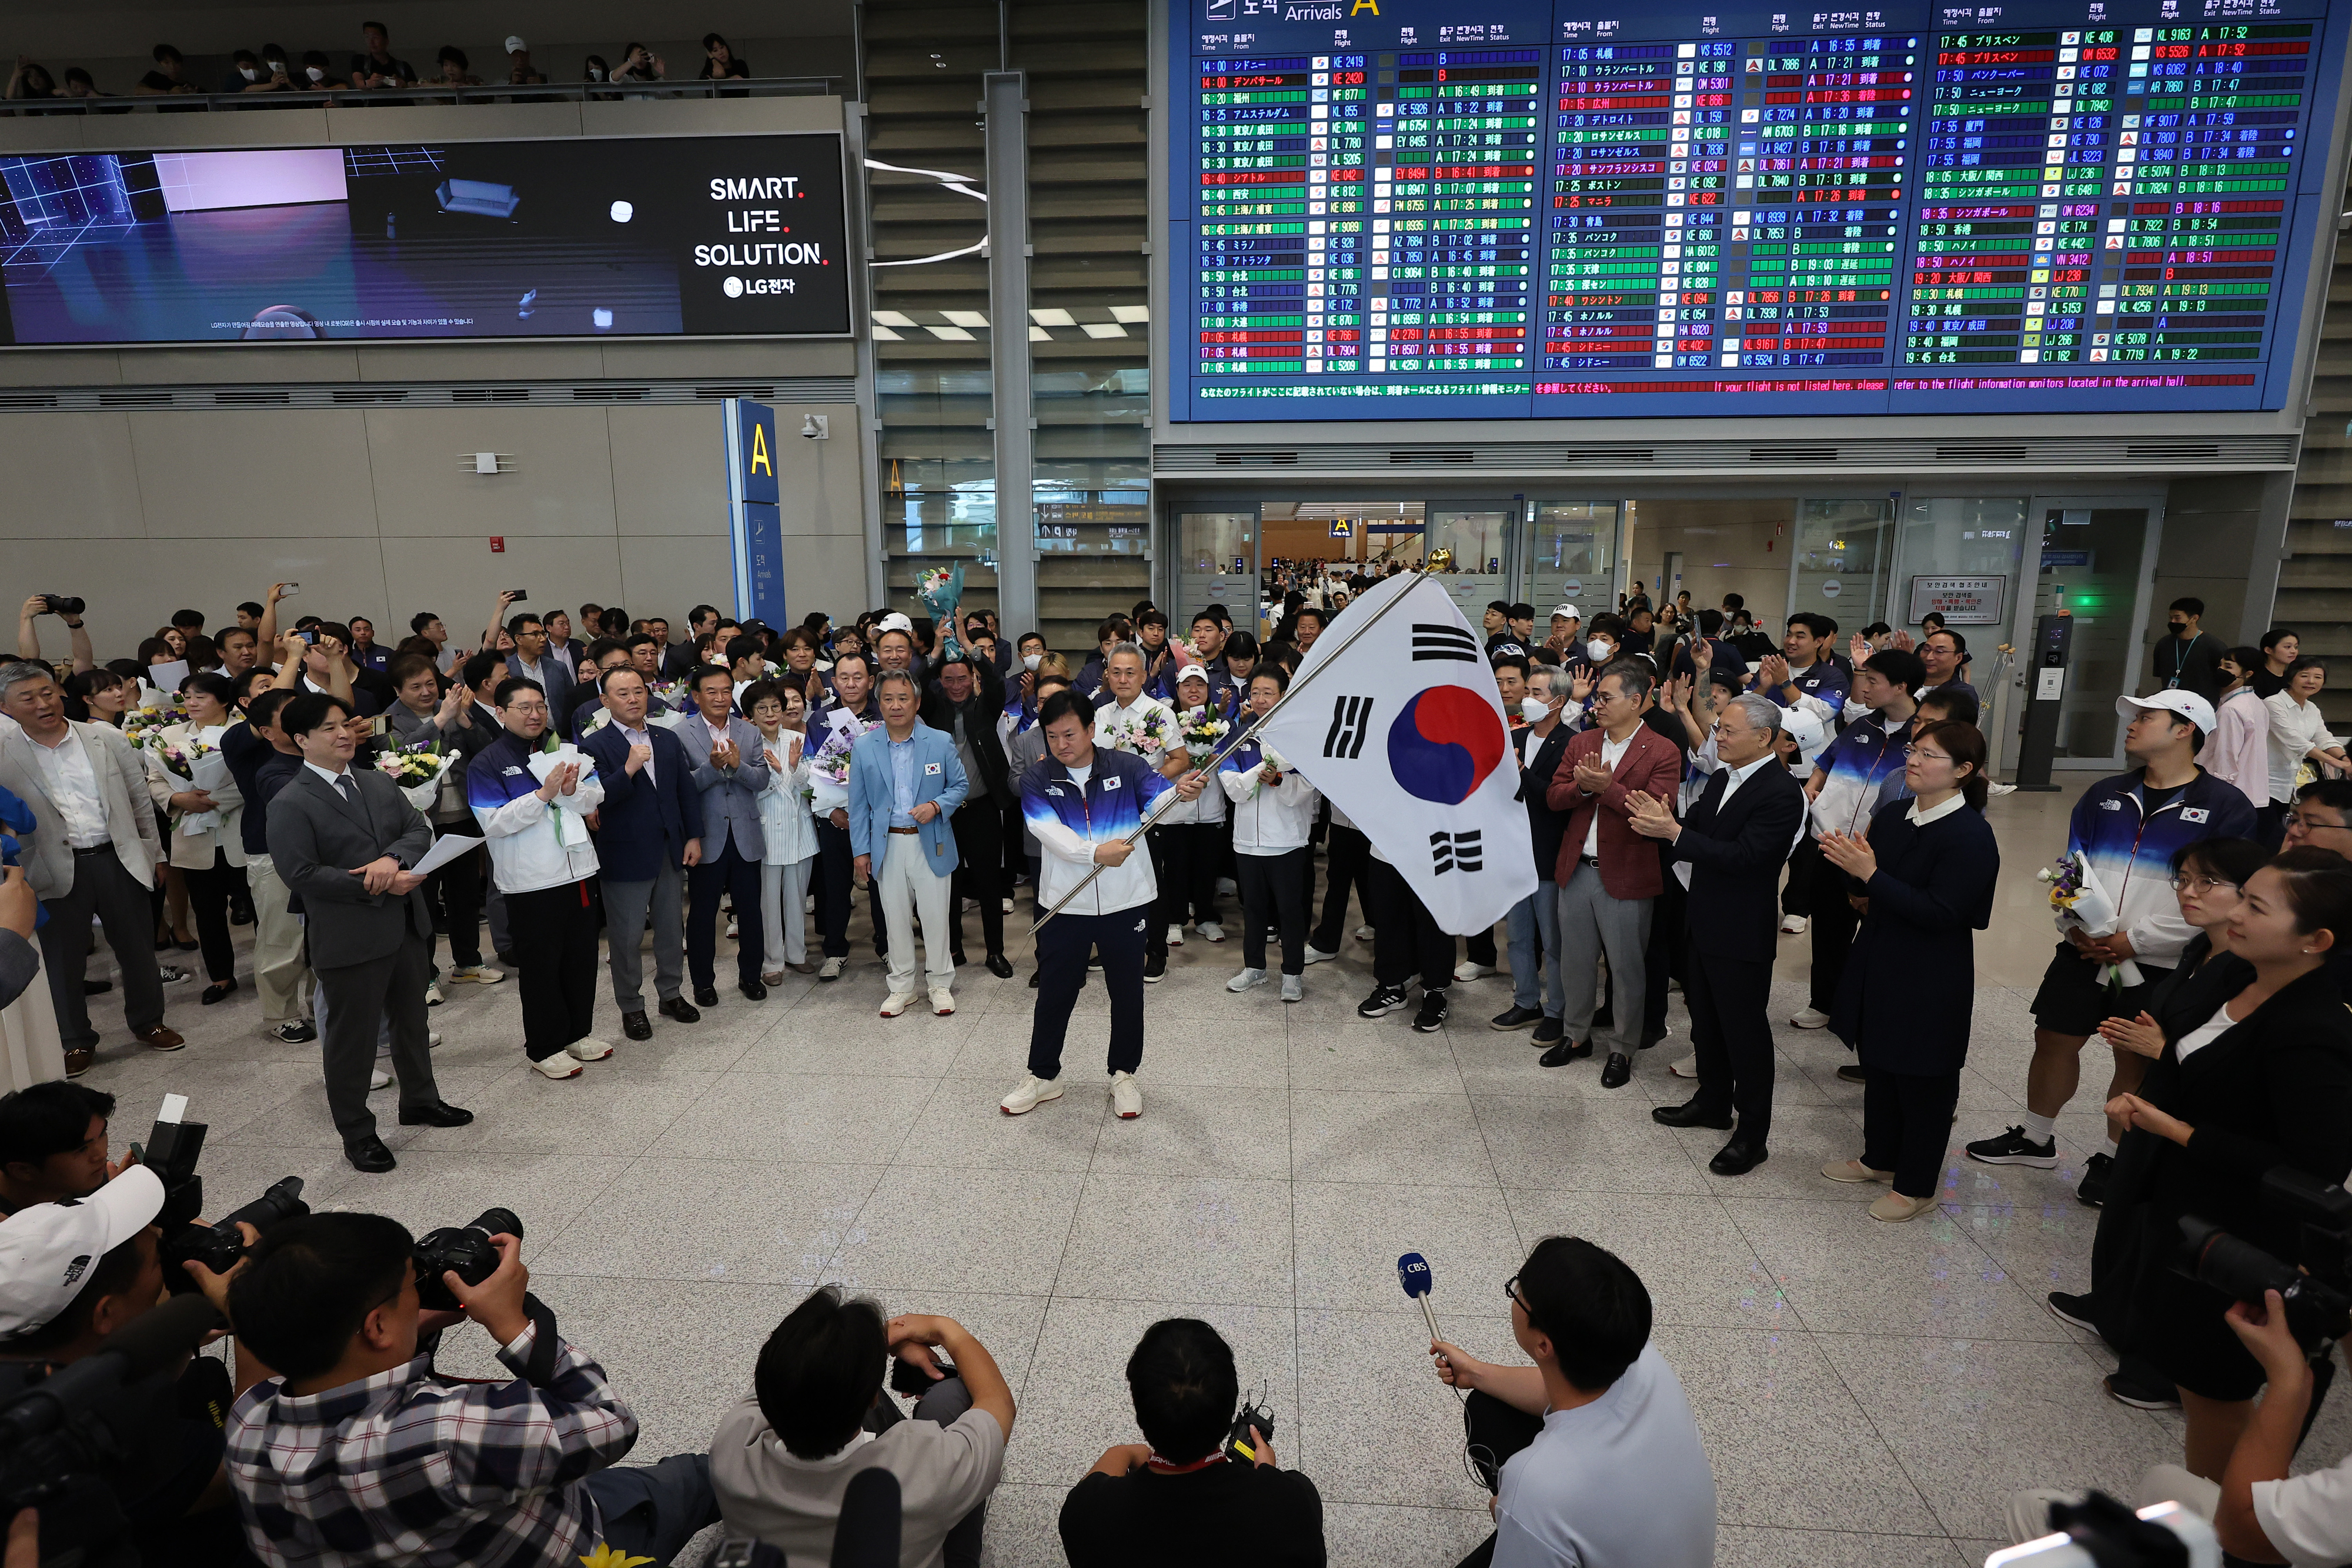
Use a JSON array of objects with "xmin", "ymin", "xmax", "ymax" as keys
[{"xmin": 517, "ymin": 1293, "xmax": 560, "ymax": 1388}]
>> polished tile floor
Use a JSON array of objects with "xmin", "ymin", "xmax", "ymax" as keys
[{"xmin": 73, "ymin": 790, "xmax": 2348, "ymax": 1567}]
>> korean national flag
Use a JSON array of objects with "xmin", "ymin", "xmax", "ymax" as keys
[{"xmin": 1260, "ymin": 572, "xmax": 1536, "ymax": 934}]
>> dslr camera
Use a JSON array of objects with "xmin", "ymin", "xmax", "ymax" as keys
[
  {"xmin": 139, "ymin": 1095, "xmax": 309, "ymax": 1295},
  {"xmin": 2175, "ymin": 1165, "xmax": 2352, "ymax": 1353},
  {"xmin": 34, "ymin": 595, "xmax": 82, "ymax": 618},
  {"xmin": 413, "ymin": 1208, "xmax": 524, "ymax": 1311}
]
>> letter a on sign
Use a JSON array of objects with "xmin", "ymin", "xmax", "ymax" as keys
[{"xmin": 750, "ymin": 421, "xmax": 772, "ymax": 477}]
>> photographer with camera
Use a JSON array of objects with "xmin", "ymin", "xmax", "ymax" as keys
[
  {"xmin": 15, "ymin": 596, "xmax": 92, "ymax": 677},
  {"xmin": 0, "ymin": 1082, "xmax": 131, "ymax": 1215},
  {"xmin": 0, "ymin": 1161, "xmax": 263, "ymax": 1566},
  {"xmin": 712, "ymin": 1287, "xmax": 1010, "ymax": 1568},
  {"xmin": 2094, "ymin": 847, "xmax": 2352, "ymax": 1480},
  {"xmin": 1427, "ymin": 1237, "xmax": 1714, "ymax": 1568},
  {"xmin": 1057, "ymin": 1317, "xmax": 1322, "ymax": 1568},
  {"xmin": 225, "ymin": 1209, "xmax": 719, "ymax": 1568}
]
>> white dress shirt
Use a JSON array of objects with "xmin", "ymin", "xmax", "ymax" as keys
[
  {"xmin": 1713, "ymin": 751, "xmax": 1777, "ymax": 807},
  {"xmin": 26, "ymin": 726, "xmax": 111, "ymax": 847},
  {"xmin": 303, "ymin": 760, "xmax": 358, "ymax": 799},
  {"xmin": 1581, "ymin": 728, "xmax": 1636, "ymax": 857},
  {"xmin": 615, "ymin": 721, "xmax": 655, "ymax": 784},
  {"xmin": 1904, "ymin": 792, "xmax": 1967, "ymax": 828}
]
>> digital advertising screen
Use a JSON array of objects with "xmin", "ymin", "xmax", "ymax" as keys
[
  {"xmin": 1171, "ymin": 0, "xmax": 2349, "ymax": 419},
  {"xmin": 0, "ymin": 132, "xmax": 850, "ymax": 345}
]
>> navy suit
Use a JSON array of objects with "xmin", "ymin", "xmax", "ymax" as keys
[{"xmin": 580, "ymin": 720, "xmax": 703, "ymax": 1013}]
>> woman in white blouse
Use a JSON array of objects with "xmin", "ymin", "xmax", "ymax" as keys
[
  {"xmin": 143, "ymin": 671, "xmax": 245, "ymax": 1005},
  {"xmin": 747, "ymin": 679, "xmax": 818, "ymax": 982},
  {"xmin": 2260, "ymin": 656, "xmax": 2348, "ymax": 847}
]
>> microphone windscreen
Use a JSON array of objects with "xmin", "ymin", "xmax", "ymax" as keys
[
  {"xmin": 831, "ymin": 1466, "xmax": 901, "ymax": 1568},
  {"xmin": 1397, "ymin": 1251, "xmax": 1434, "ymax": 1298}
]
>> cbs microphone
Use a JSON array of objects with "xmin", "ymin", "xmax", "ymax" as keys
[{"xmin": 1396, "ymin": 1251, "xmax": 1442, "ymax": 1343}]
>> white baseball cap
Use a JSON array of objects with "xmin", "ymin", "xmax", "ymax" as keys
[
  {"xmin": 505, "ymin": 35, "xmax": 527, "ymax": 54},
  {"xmin": 1174, "ymin": 664, "xmax": 1208, "ymax": 686},
  {"xmin": 2116, "ymin": 690, "xmax": 2217, "ymax": 734},
  {"xmin": 0, "ymin": 1164, "xmax": 165, "ymax": 1340},
  {"xmin": 877, "ymin": 612, "xmax": 914, "ymax": 634},
  {"xmin": 1552, "ymin": 604, "xmax": 1579, "ymax": 621},
  {"xmin": 1780, "ymin": 707, "xmax": 1832, "ymax": 770}
]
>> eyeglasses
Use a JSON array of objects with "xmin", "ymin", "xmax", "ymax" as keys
[
  {"xmin": 2286, "ymin": 815, "xmax": 2352, "ymax": 835},
  {"xmin": 2168, "ymin": 874, "xmax": 2240, "ymax": 892},
  {"xmin": 1902, "ymin": 746, "xmax": 1952, "ymax": 763}
]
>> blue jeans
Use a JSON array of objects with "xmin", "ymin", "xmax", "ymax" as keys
[
  {"xmin": 1506, "ymin": 881, "xmax": 1564, "ymax": 1018},
  {"xmin": 583, "ymin": 1452, "xmax": 722, "ymax": 1564}
]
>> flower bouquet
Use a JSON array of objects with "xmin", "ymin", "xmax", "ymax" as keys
[
  {"xmin": 1180, "ymin": 707, "xmax": 1231, "ymax": 768},
  {"xmin": 151, "ymin": 731, "xmax": 234, "ymax": 834},
  {"xmin": 122, "ymin": 705, "xmax": 178, "ymax": 748},
  {"xmin": 808, "ymin": 714, "xmax": 872, "ymax": 815},
  {"xmin": 1098, "ymin": 705, "xmax": 1177, "ymax": 761},
  {"xmin": 524, "ymin": 736, "xmax": 597, "ymax": 847},
  {"xmin": 377, "ymin": 743, "xmax": 456, "ymax": 813},
  {"xmin": 2040, "ymin": 851, "xmax": 2143, "ymax": 989}
]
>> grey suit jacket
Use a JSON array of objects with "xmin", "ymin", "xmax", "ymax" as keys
[
  {"xmin": 673, "ymin": 710, "xmax": 771, "ymax": 861},
  {"xmin": 265, "ymin": 766, "xmax": 434, "ymax": 969},
  {"xmin": 0, "ymin": 721, "xmax": 162, "ymax": 898}
]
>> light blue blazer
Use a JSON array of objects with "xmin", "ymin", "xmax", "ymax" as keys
[{"xmin": 847, "ymin": 721, "xmax": 967, "ymax": 876}]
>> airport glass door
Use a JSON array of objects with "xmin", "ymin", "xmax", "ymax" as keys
[{"xmin": 2026, "ymin": 499, "xmax": 2164, "ymax": 770}]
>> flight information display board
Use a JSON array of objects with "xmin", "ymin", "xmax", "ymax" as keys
[{"xmin": 1171, "ymin": 0, "xmax": 2347, "ymax": 420}]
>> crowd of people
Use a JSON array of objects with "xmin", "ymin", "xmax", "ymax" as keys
[
  {"xmin": 4, "ymin": 22, "xmax": 763, "ymax": 103},
  {"xmin": 0, "ymin": 567, "xmax": 2348, "ymax": 1567}
]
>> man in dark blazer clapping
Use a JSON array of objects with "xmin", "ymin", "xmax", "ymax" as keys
[
  {"xmin": 267, "ymin": 691, "xmax": 473, "ymax": 1173},
  {"xmin": 1630, "ymin": 693, "xmax": 1806, "ymax": 1175},
  {"xmin": 581, "ymin": 666, "xmax": 705, "ymax": 1041}
]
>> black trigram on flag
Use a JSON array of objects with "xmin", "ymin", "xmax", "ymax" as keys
[
  {"xmin": 1409, "ymin": 623, "xmax": 1479, "ymax": 663},
  {"xmin": 1322, "ymin": 694, "xmax": 1375, "ymax": 759},
  {"xmin": 1431, "ymin": 830, "xmax": 1483, "ymax": 875}
]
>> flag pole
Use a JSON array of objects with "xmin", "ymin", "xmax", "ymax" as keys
[{"xmin": 1027, "ymin": 570, "xmax": 1436, "ymax": 934}]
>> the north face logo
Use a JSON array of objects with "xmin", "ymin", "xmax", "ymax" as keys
[
  {"xmin": 1134, "ymin": 918, "xmax": 1147, "ymax": 933},
  {"xmin": 60, "ymin": 1252, "xmax": 90, "ymax": 1287}
]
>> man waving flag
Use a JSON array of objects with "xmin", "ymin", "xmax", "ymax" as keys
[{"xmin": 1263, "ymin": 572, "xmax": 1536, "ymax": 934}]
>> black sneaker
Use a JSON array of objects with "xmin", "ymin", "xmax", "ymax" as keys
[
  {"xmin": 1964, "ymin": 1125, "xmax": 2058, "ymax": 1168},
  {"xmin": 1490, "ymin": 1004, "xmax": 1544, "ymax": 1032},
  {"xmin": 267, "ymin": 1020, "xmax": 318, "ymax": 1045},
  {"xmin": 2103, "ymin": 1369, "xmax": 2180, "ymax": 1410},
  {"xmin": 2076, "ymin": 1152, "xmax": 2114, "ymax": 1207},
  {"xmin": 1358, "ymin": 984, "xmax": 1409, "ymax": 1019},
  {"xmin": 1531, "ymin": 1015, "xmax": 1565, "ymax": 1047},
  {"xmin": 2046, "ymin": 1291, "xmax": 2098, "ymax": 1332},
  {"xmin": 1144, "ymin": 952, "xmax": 1167, "ymax": 984},
  {"xmin": 1412, "ymin": 991, "xmax": 1449, "ymax": 1033}
]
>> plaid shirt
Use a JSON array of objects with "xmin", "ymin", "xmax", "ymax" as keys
[{"xmin": 226, "ymin": 1322, "xmax": 639, "ymax": 1568}]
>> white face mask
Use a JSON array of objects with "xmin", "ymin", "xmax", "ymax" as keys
[
  {"xmin": 1519, "ymin": 696, "xmax": 1551, "ymax": 723},
  {"xmin": 1022, "ymin": 652, "xmax": 1042, "ymax": 673},
  {"xmin": 588, "ymin": 66, "xmax": 605, "ymax": 80},
  {"xmin": 1586, "ymin": 638, "xmax": 1615, "ymax": 663},
  {"xmin": 240, "ymin": 65, "xmax": 258, "ymax": 81},
  {"xmin": 305, "ymin": 65, "xmax": 325, "ymax": 81}
]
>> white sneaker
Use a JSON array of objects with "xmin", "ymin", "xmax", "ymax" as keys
[
  {"xmin": 880, "ymin": 992, "xmax": 916, "ymax": 1018},
  {"xmin": 1304, "ymin": 944, "xmax": 1338, "ymax": 965},
  {"xmin": 1667, "ymin": 1051, "xmax": 1702, "ymax": 1078},
  {"xmin": 726, "ymin": 920, "xmax": 739, "ymax": 940},
  {"xmin": 1454, "ymin": 960, "xmax": 1497, "ymax": 982},
  {"xmin": 1228, "ymin": 967, "xmax": 1269, "ymax": 992},
  {"xmin": 1109, "ymin": 1070, "xmax": 1142, "ymax": 1119},
  {"xmin": 531, "ymin": 1054, "xmax": 583, "ymax": 1080},
  {"xmin": 1001, "ymin": 896, "xmax": 1014, "ymax": 914},
  {"xmin": 930, "ymin": 987, "xmax": 956, "ymax": 1016},
  {"xmin": 1196, "ymin": 921, "xmax": 1225, "ymax": 942},
  {"xmin": 1000, "ymin": 1074, "xmax": 1063, "ymax": 1115},
  {"xmin": 450, "ymin": 964, "xmax": 506, "ymax": 985},
  {"xmin": 1779, "ymin": 914, "xmax": 1810, "ymax": 934},
  {"xmin": 1281, "ymin": 974, "xmax": 1304, "ymax": 1003},
  {"xmin": 425, "ymin": 981, "xmax": 446, "ymax": 1007},
  {"xmin": 1989, "ymin": 780, "xmax": 2018, "ymax": 796},
  {"xmin": 1789, "ymin": 1006, "xmax": 1832, "ymax": 1029},
  {"xmin": 1168, "ymin": 924, "xmax": 1185, "ymax": 947},
  {"xmin": 569, "ymin": 1037, "xmax": 614, "ymax": 1061},
  {"xmin": 369, "ymin": 1068, "xmax": 392, "ymax": 1089},
  {"xmin": 805, "ymin": 894, "xmax": 817, "ymax": 914},
  {"xmin": 818, "ymin": 957, "xmax": 846, "ymax": 981},
  {"xmin": 963, "ymin": 898, "xmax": 981, "ymax": 912},
  {"xmin": 1355, "ymin": 924, "xmax": 1375, "ymax": 942},
  {"xmin": 1216, "ymin": 877, "xmax": 1238, "ymax": 897}
]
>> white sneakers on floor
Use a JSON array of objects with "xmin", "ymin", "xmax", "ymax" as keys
[
  {"xmin": 448, "ymin": 964, "xmax": 505, "ymax": 985},
  {"xmin": 1281, "ymin": 974, "xmax": 1304, "ymax": 1003},
  {"xmin": 369, "ymin": 1068, "xmax": 391, "ymax": 1090},
  {"xmin": 1228, "ymin": 967, "xmax": 1271, "ymax": 992},
  {"xmin": 1304, "ymin": 944, "xmax": 1338, "ymax": 965},
  {"xmin": 1168, "ymin": 924, "xmax": 1185, "ymax": 947},
  {"xmin": 1110, "ymin": 1071, "xmax": 1142, "ymax": 1119},
  {"xmin": 1454, "ymin": 960, "xmax": 1497, "ymax": 982},
  {"xmin": 930, "ymin": 988, "xmax": 956, "ymax": 1016},
  {"xmin": 531, "ymin": 1054, "xmax": 583, "ymax": 1080},
  {"xmin": 569, "ymin": 1037, "xmax": 614, "ymax": 1062},
  {"xmin": 1195, "ymin": 921, "xmax": 1225, "ymax": 942},
  {"xmin": 1000, "ymin": 1074, "xmax": 1063, "ymax": 1115},
  {"xmin": 1779, "ymin": 914, "xmax": 1810, "ymax": 934},
  {"xmin": 425, "ymin": 981, "xmax": 445, "ymax": 1008},
  {"xmin": 880, "ymin": 992, "xmax": 916, "ymax": 1018},
  {"xmin": 818, "ymin": 957, "xmax": 846, "ymax": 981},
  {"xmin": 1789, "ymin": 1007, "xmax": 1832, "ymax": 1029}
]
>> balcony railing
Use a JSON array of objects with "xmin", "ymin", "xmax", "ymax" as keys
[{"xmin": 0, "ymin": 76, "xmax": 837, "ymax": 115}]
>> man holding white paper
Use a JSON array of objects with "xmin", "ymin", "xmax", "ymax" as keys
[{"xmin": 469, "ymin": 677, "xmax": 609, "ymax": 1081}]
